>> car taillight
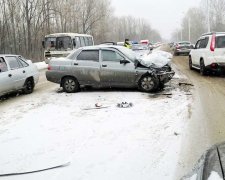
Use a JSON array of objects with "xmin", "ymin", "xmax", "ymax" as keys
[
  {"xmin": 176, "ymin": 45, "xmax": 180, "ymax": 49},
  {"xmin": 210, "ymin": 34, "xmax": 216, "ymax": 52},
  {"xmin": 211, "ymin": 63, "xmax": 218, "ymax": 69},
  {"xmin": 48, "ymin": 65, "xmax": 51, "ymax": 70}
]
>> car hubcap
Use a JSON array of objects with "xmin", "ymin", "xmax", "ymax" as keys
[
  {"xmin": 65, "ymin": 79, "xmax": 75, "ymax": 91},
  {"xmin": 141, "ymin": 77, "xmax": 154, "ymax": 90}
]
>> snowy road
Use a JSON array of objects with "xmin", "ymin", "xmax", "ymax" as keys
[{"xmin": 0, "ymin": 63, "xmax": 191, "ymax": 180}]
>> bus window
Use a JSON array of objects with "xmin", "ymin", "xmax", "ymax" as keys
[
  {"xmin": 84, "ymin": 37, "xmax": 89, "ymax": 46},
  {"xmin": 75, "ymin": 37, "xmax": 81, "ymax": 48},
  {"xmin": 45, "ymin": 37, "xmax": 56, "ymax": 50},
  {"xmin": 56, "ymin": 36, "xmax": 72, "ymax": 50},
  {"xmin": 88, "ymin": 37, "xmax": 93, "ymax": 46},
  {"xmin": 80, "ymin": 37, "xmax": 85, "ymax": 47}
]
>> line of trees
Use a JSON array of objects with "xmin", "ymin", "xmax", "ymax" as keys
[
  {"xmin": 0, "ymin": 0, "xmax": 161, "ymax": 61},
  {"xmin": 171, "ymin": 0, "xmax": 225, "ymax": 43}
]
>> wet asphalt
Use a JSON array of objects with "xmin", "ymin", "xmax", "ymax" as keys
[{"xmin": 172, "ymin": 54, "xmax": 225, "ymax": 179}]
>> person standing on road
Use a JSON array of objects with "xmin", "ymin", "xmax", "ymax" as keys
[{"xmin": 124, "ymin": 39, "xmax": 131, "ymax": 49}]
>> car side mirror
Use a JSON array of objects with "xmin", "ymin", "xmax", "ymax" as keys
[{"xmin": 120, "ymin": 59, "xmax": 130, "ymax": 64}]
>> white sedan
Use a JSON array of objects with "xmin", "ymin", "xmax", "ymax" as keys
[{"xmin": 0, "ymin": 55, "xmax": 39, "ymax": 97}]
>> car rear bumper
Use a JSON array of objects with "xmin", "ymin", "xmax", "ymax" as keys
[
  {"xmin": 175, "ymin": 49, "xmax": 191, "ymax": 53},
  {"xmin": 46, "ymin": 71, "xmax": 62, "ymax": 84},
  {"xmin": 206, "ymin": 62, "xmax": 225, "ymax": 72}
]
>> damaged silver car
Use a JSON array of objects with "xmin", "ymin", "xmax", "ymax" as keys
[{"xmin": 46, "ymin": 45, "xmax": 174, "ymax": 93}]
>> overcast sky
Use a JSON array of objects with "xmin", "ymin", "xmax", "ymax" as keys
[{"xmin": 110, "ymin": 0, "xmax": 202, "ymax": 40}]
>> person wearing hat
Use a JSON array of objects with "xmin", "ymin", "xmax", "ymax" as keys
[{"xmin": 124, "ymin": 39, "xmax": 131, "ymax": 49}]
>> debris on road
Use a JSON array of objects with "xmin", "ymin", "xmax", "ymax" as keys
[
  {"xmin": 95, "ymin": 103, "xmax": 103, "ymax": 107},
  {"xmin": 160, "ymin": 93, "xmax": 173, "ymax": 96},
  {"xmin": 174, "ymin": 132, "xmax": 180, "ymax": 136},
  {"xmin": 0, "ymin": 162, "xmax": 70, "ymax": 177},
  {"xmin": 117, "ymin": 102, "xmax": 133, "ymax": 108},
  {"xmin": 185, "ymin": 93, "xmax": 192, "ymax": 96},
  {"xmin": 82, "ymin": 106, "xmax": 110, "ymax": 110},
  {"xmin": 179, "ymin": 82, "xmax": 194, "ymax": 86}
]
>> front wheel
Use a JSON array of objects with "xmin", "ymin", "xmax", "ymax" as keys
[
  {"xmin": 62, "ymin": 77, "xmax": 80, "ymax": 93},
  {"xmin": 138, "ymin": 74, "xmax": 159, "ymax": 92}
]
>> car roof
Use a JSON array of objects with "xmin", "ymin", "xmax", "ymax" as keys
[
  {"xmin": 0, "ymin": 54, "xmax": 20, "ymax": 57},
  {"xmin": 80, "ymin": 45, "xmax": 126, "ymax": 51},
  {"xmin": 45, "ymin": 33, "xmax": 93, "ymax": 38},
  {"xmin": 201, "ymin": 32, "xmax": 225, "ymax": 36}
]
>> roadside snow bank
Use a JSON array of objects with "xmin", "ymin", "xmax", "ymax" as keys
[{"xmin": 35, "ymin": 61, "xmax": 47, "ymax": 70}]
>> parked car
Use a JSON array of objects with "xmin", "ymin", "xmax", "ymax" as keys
[
  {"xmin": 174, "ymin": 41, "xmax": 193, "ymax": 56},
  {"xmin": 181, "ymin": 142, "xmax": 225, "ymax": 180},
  {"xmin": 189, "ymin": 32, "xmax": 225, "ymax": 75},
  {"xmin": 132, "ymin": 44, "xmax": 150, "ymax": 58},
  {"xmin": 0, "ymin": 55, "xmax": 39, "ymax": 97},
  {"xmin": 46, "ymin": 46, "xmax": 175, "ymax": 93}
]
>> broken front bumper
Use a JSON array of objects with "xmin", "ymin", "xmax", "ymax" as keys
[{"xmin": 156, "ymin": 70, "xmax": 175, "ymax": 84}]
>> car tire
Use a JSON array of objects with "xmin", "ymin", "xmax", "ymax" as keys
[
  {"xmin": 200, "ymin": 59, "xmax": 207, "ymax": 76},
  {"xmin": 62, "ymin": 77, "xmax": 80, "ymax": 93},
  {"xmin": 23, "ymin": 78, "xmax": 34, "ymax": 94},
  {"xmin": 138, "ymin": 74, "xmax": 159, "ymax": 92},
  {"xmin": 189, "ymin": 56, "xmax": 193, "ymax": 70}
]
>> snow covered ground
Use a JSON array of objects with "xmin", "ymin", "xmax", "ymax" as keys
[
  {"xmin": 34, "ymin": 62, "xmax": 47, "ymax": 70},
  {"xmin": 0, "ymin": 76, "xmax": 191, "ymax": 180}
]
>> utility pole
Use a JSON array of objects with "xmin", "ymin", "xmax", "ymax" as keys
[
  {"xmin": 181, "ymin": 29, "xmax": 183, "ymax": 41},
  {"xmin": 207, "ymin": 0, "xmax": 210, "ymax": 32},
  {"xmin": 188, "ymin": 17, "xmax": 191, "ymax": 42}
]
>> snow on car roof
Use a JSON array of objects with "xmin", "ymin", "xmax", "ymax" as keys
[
  {"xmin": 45, "ymin": 33, "xmax": 93, "ymax": 38},
  {"xmin": 0, "ymin": 54, "xmax": 21, "ymax": 57}
]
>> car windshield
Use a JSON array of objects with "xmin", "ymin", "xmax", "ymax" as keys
[
  {"xmin": 116, "ymin": 46, "xmax": 137, "ymax": 62},
  {"xmin": 66, "ymin": 49, "xmax": 81, "ymax": 60}
]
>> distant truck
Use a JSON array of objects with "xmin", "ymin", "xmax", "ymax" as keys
[{"xmin": 42, "ymin": 33, "xmax": 94, "ymax": 64}]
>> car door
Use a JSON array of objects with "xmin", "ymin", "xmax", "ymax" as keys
[
  {"xmin": 72, "ymin": 49, "xmax": 101, "ymax": 85},
  {"xmin": 5, "ymin": 56, "xmax": 27, "ymax": 90},
  {"xmin": 100, "ymin": 49, "xmax": 136, "ymax": 87},
  {"xmin": 191, "ymin": 40, "xmax": 202, "ymax": 67},
  {"xmin": 0, "ymin": 57, "xmax": 14, "ymax": 95}
]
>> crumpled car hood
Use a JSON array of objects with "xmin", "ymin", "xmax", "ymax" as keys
[{"xmin": 135, "ymin": 51, "xmax": 172, "ymax": 68}]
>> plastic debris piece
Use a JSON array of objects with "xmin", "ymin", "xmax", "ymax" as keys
[{"xmin": 117, "ymin": 102, "xmax": 133, "ymax": 108}]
